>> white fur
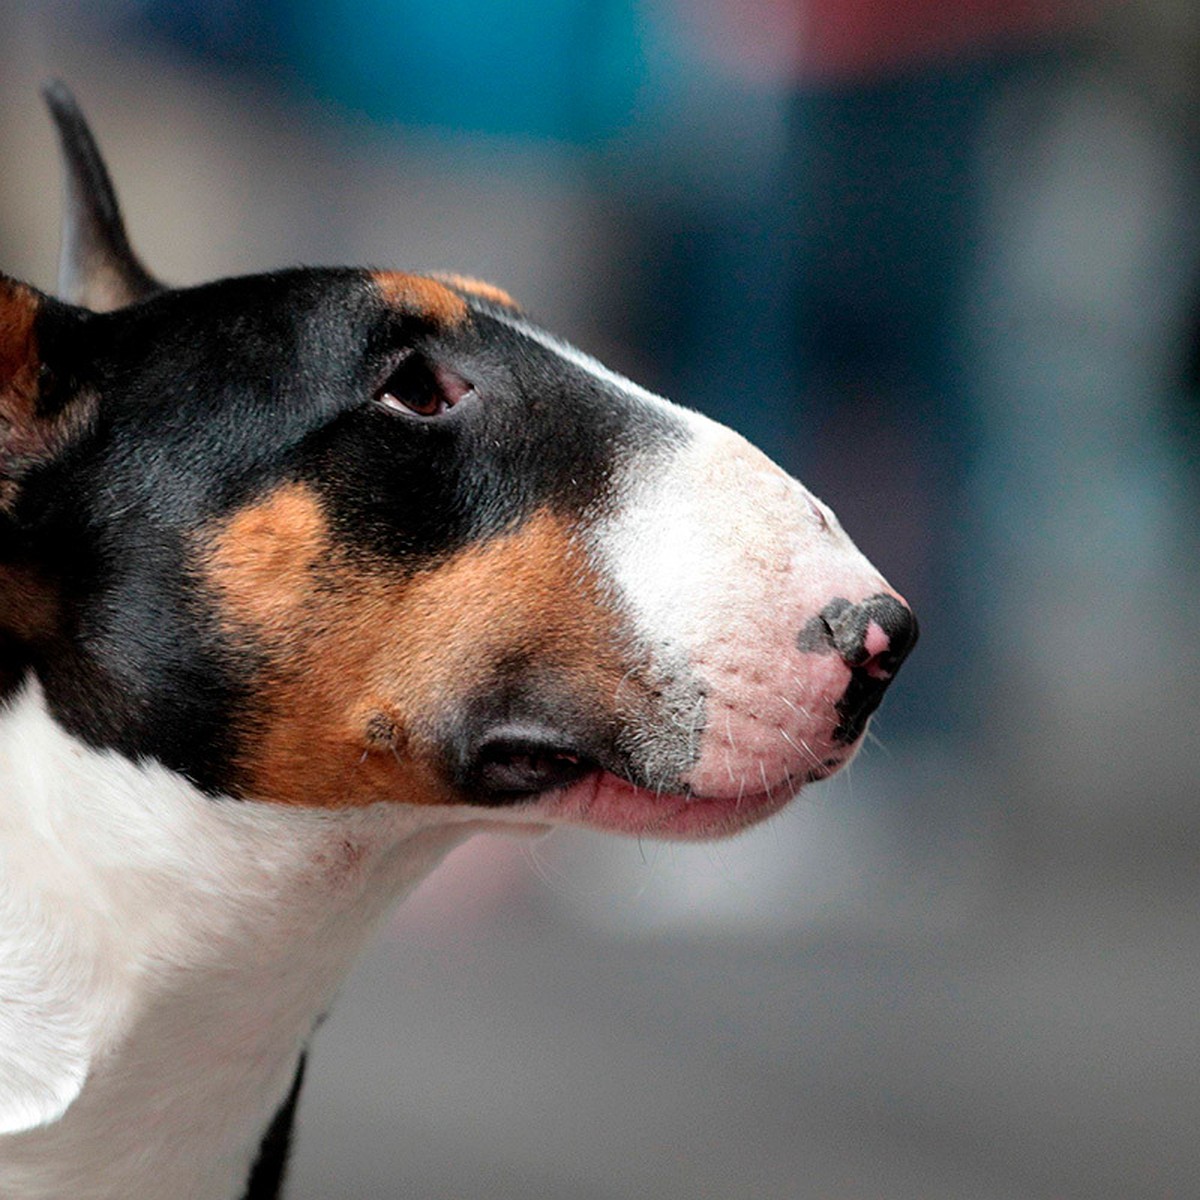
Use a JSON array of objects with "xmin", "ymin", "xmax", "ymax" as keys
[
  {"xmin": 493, "ymin": 313, "xmax": 879, "ymax": 658},
  {"xmin": 495, "ymin": 316, "xmax": 889, "ymax": 787},
  {"xmin": 0, "ymin": 682, "xmax": 531, "ymax": 1200},
  {"xmin": 0, "ymin": 321, "xmax": 892, "ymax": 1197}
]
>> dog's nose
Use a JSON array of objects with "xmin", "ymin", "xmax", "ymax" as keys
[
  {"xmin": 798, "ymin": 593, "xmax": 919, "ymax": 744},
  {"xmin": 824, "ymin": 593, "xmax": 918, "ymax": 679}
]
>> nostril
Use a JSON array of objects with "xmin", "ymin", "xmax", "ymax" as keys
[
  {"xmin": 797, "ymin": 593, "xmax": 918, "ymax": 744},
  {"xmin": 860, "ymin": 619, "xmax": 896, "ymax": 679},
  {"xmin": 832, "ymin": 596, "xmax": 918, "ymax": 744},
  {"xmin": 857, "ymin": 596, "xmax": 919, "ymax": 679}
]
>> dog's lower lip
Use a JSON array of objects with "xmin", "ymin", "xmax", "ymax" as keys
[{"xmin": 529, "ymin": 768, "xmax": 802, "ymax": 840}]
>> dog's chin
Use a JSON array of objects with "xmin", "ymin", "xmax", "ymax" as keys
[
  {"xmin": 522, "ymin": 764, "xmax": 842, "ymax": 841},
  {"xmin": 458, "ymin": 719, "xmax": 862, "ymax": 840}
]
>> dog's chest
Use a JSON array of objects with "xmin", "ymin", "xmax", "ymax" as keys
[{"xmin": 0, "ymin": 684, "xmax": 473, "ymax": 1200}]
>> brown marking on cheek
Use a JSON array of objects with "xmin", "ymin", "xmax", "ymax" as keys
[
  {"xmin": 371, "ymin": 271, "xmax": 468, "ymax": 327},
  {"xmin": 0, "ymin": 560, "xmax": 62, "ymax": 703},
  {"xmin": 431, "ymin": 273, "xmax": 521, "ymax": 311},
  {"xmin": 0, "ymin": 563, "xmax": 60, "ymax": 641},
  {"xmin": 0, "ymin": 285, "xmax": 100, "ymax": 510},
  {"xmin": 201, "ymin": 502, "xmax": 633, "ymax": 809},
  {"xmin": 203, "ymin": 482, "xmax": 329, "ymax": 630},
  {"xmin": 0, "ymin": 285, "xmax": 71, "ymax": 674},
  {"xmin": 0, "ymin": 281, "xmax": 39, "ymax": 394},
  {"xmin": 0, "ymin": 284, "xmax": 46, "ymax": 509}
]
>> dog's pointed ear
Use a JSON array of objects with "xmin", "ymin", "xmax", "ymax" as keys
[
  {"xmin": 0, "ymin": 276, "xmax": 95, "ymax": 512},
  {"xmin": 42, "ymin": 80, "xmax": 162, "ymax": 313},
  {"xmin": 0, "ymin": 889, "xmax": 95, "ymax": 1133}
]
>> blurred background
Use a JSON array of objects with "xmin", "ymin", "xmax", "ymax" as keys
[{"xmin": 3, "ymin": 2, "xmax": 1198, "ymax": 1196}]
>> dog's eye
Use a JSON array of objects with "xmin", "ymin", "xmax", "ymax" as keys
[{"xmin": 374, "ymin": 352, "xmax": 473, "ymax": 418}]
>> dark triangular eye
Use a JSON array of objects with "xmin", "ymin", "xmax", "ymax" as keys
[{"xmin": 373, "ymin": 352, "xmax": 473, "ymax": 418}]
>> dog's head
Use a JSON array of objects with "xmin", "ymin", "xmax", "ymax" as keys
[{"xmin": 0, "ymin": 85, "xmax": 915, "ymax": 842}]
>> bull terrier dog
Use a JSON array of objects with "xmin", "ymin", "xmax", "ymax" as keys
[{"xmin": 0, "ymin": 84, "xmax": 916, "ymax": 1199}]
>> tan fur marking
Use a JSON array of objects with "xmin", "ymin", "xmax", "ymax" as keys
[
  {"xmin": 0, "ymin": 281, "xmax": 39, "ymax": 399},
  {"xmin": 0, "ymin": 563, "xmax": 59, "ymax": 641},
  {"xmin": 0, "ymin": 280, "xmax": 96, "ymax": 510},
  {"xmin": 371, "ymin": 271, "xmax": 468, "ymax": 326},
  {"xmin": 0, "ymin": 282, "xmax": 44, "ymax": 510},
  {"xmin": 432, "ymin": 273, "xmax": 521, "ymax": 311},
  {"xmin": 205, "ymin": 482, "xmax": 329, "ymax": 630},
  {"xmin": 202, "ymin": 490, "xmax": 634, "ymax": 808},
  {"xmin": 0, "ymin": 284, "xmax": 61, "ymax": 668}
]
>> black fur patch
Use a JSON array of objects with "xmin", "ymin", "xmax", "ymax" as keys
[
  {"xmin": 3, "ymin": 271, "xmax": 688, "ymax": 795},
  {"xmin": 240, "ymin": 1054, "xmax": 307, "ymax": 1200}
]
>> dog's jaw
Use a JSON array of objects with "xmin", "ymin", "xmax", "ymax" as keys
[{"xmin": 0, "ymin": 681, "xmax": 510, "ymax": 1199}]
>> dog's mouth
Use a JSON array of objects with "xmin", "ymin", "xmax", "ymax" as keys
[
  {"xmin": 535, "ymin": 771, "xmax": 806, "ymax": 840},
  {"xmin": 466, "ymin": 725, "xmax": 598, "ymax": 800},
  {"xmin": 464, "ymin": 726, "xmax": 846, "ymax": 841}
]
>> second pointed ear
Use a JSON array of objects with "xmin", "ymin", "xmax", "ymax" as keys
[
  {"xmin": 0, "ymin": 277, "xmax": 95, "ymax": 512},
  {"xmin": 43, "ymin": 81, "xmax": 162, "ymax": 313}
]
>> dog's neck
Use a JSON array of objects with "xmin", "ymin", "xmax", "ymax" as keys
[{"xmin": 0, "ymin": 681, "xmax": 498, "ymax": 1200}]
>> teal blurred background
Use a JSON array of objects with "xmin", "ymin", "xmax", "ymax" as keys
[{"xmin": 2, "ymin": 3, "xmax": 1198, "ymax": 1197}]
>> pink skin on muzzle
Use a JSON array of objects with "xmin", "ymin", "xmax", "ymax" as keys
[{"xmin": 546, "ymin": 414, "xmax": 915, "ymax": 841}]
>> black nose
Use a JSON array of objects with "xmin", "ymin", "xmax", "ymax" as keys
[
  {"xmin": 798, "ymin": 593, "xmax": 919, "ymax": 744},
  {"xmin": 825, "ymin": 593, "xmax": 918, "ymax": 678}
]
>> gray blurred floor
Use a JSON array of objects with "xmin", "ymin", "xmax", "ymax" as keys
[{"xmin": 289, "ymin": 830, "xmax": 1198, "ymax": 1200}]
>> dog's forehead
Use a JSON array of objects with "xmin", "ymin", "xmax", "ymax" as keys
[
  {"xmin": 85, "ymin": 254, "xmax": 652, "ymax": 430},
  {"xmin": 96, "ymin": 266, "xmax": 606, "ymax": 398},
  {"xmin": 102, "ymin": 267, "xmax": 456, "ymax": 356}
]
